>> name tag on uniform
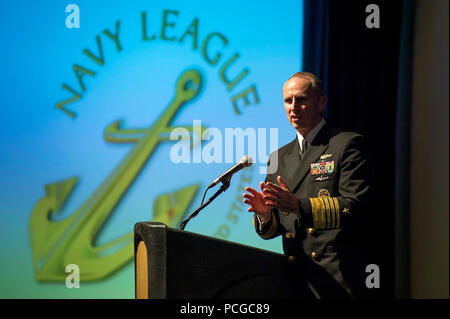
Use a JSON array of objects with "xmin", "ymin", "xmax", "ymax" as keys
[{"xmin": 310, "ymin": 161, "xmax": 334, "ymax": 176}]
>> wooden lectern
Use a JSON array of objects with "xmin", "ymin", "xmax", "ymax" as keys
[{"xmin": 134, "ymin": 222, "xmax": 291, "ymax": 299}]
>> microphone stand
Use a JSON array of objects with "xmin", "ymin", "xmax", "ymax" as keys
[{"xmin": 180, "ymin": 178, "xmax": 231, "ymax": 231}]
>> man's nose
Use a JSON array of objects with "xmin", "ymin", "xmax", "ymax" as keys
[{"xmin": 290, "ymin": 98, "xmax": 300, "ymax": 111}]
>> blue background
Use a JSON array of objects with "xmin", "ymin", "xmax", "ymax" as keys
[{"xmin": 0, "ymin": 0, "xmax": 303, "ymax": 298}]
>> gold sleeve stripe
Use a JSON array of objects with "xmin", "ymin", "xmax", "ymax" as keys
[
  {"xmin": 253, "ymin": 211, "xmax": 278, "ymax": 239},
  {"xmin": 333, "ymin": 197, "xmax": 340, "ymax": 229},
  {"xmin": 327, "ymin": 197, "xmax": 335, "ymax": 229},
  {"xmin": 322, "ymin": 197, "xmax": 331, "ymax": 229},
  {"xmin": 310, "ymin": 197, "xmax": 318, "ymax": 228},
  {"xmin": 310, "ymin": 197, "xmax": 326, "ymax": 229},
  {"xmin": 319, "ymin": 198, "xmax": 326, "ymax": 229},
  {"xmin": 260, "ymin": 211, "xmax": 278, "ymax": 239},
  {"xmin": 309, "ymin": 197, "xmax": 341, "ymax": 230},
  {"xmin": 310, "ymin": 198, "xmax": 319, "ymax": 228}
]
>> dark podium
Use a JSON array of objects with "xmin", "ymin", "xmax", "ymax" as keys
[{"xmin": 134, "ymin": 222, "xmax": 291, "ymax": 299}]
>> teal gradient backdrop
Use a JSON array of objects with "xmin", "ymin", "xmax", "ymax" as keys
[{"xmin": 0, "ymin": 0, "xmax": 303, "ymax": 298}]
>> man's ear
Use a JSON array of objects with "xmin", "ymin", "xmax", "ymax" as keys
[{"xmin": 319, "ymin": 95, "xmax": 327, "ymax": 112}]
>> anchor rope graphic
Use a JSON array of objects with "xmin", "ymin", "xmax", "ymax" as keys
[{"xmin": 29, "ymin": 69, "xmax": 206, "ymax": 281}]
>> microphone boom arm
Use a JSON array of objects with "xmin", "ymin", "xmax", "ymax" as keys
[{"xmin": 179, "ymin": 178, "xmax": 231, "ymax": 230}]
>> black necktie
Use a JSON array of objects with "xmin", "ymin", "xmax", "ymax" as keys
[{"xmin": 299, "ymin": 138, "xmax": 307, "ymax": 159}]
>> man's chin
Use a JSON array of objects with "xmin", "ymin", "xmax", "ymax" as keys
[{"xmin": 290, "ymin": 121, "xmax": 302, "ymax": 129}]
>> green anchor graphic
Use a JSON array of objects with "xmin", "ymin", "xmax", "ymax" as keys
[{"xmin": 29, "ymin": 69, "xmax": 206, "ymax": 281}]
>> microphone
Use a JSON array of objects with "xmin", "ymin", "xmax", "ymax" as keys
[{"xmin": 208, "ymin": 155, "xmax": 253, "ymax": 189}]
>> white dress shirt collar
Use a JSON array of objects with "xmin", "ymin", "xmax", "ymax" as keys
[{"xmin": 296, "ymin": 118, "xmax": 326, "ymax": 152}]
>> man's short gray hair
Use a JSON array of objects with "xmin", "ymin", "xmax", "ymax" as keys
[{"xmin": 288, "ymin": 71, "xmax": 324, "ymax": 98}]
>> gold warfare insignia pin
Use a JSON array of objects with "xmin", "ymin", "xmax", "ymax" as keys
[
  {"xmin": 320, "ymin": 153, "xmax": 332, "ymax": 160},
  {"xmin": 318, "ymin": 189, "xmax": 330, "ymax": 197}
]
